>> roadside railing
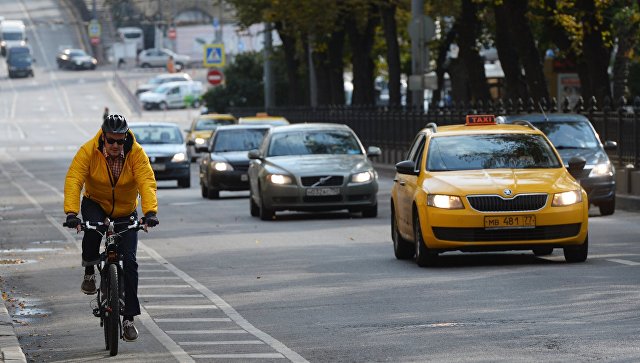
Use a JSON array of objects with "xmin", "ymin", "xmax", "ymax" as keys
[
  {"xmin": 113, "ymin": 72, "xmax": 142, "ymax": 117},
  {"xmin": 230, "ymin": 96, "xmax": 640, "ymax": 169}
]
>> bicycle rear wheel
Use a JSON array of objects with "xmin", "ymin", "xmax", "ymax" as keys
[{"xmin": 106, "ymin": 264, "xmax": 120, "ymax": 356}]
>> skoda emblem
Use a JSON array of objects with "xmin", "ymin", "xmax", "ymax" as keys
[
  {"xmin": 149, "ymin": 156, "xmax": 156, "ymax": 163},
  {"xmin": 503, "ymin": 189, "xmax": 513, "ymax": 196}
]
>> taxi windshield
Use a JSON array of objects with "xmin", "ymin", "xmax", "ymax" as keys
[
  {"xmin": 195, "ymin": 118, "xmax": 235, "ymax": 130},
  {"xmin": 268, "ymin": 130, "xmax": 362, "ymax": 156},
  {"xmin": 533, "ymin": 121, "xmax": 600, "ymax": 149},
  {"xmin": 426, "ymin": 134, "xmax": 562, "ymax": 171}
]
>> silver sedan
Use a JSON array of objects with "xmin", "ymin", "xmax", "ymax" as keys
[{"xmin": 248, "ymin": 123, "xmax": 380, "ymax": 220}]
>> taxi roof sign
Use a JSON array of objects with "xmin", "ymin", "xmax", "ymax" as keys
[{"xmin": 466, "ymin": 114, "xmax": 496, "ymax": 125}]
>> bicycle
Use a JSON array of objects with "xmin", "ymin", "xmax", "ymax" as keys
[{"xmin": 64, "ymin": 216, "xmax": 146, "ymax": 356}]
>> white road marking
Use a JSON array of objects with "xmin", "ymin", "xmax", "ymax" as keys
[
  {"xmin": 155, "ymin": 318, "xmax": 231, "ymax": 323},
  {"xmin": 179, "ymin": 340, "xmax": 264, "ymax": 346},
  {"xmin": 607, "ymin": 259, "xmax": 640, "ymax": 266},
  {"xmin": 166, "ymin": 330, "xmax": 247, "ymax": 335},
  {"xmin": 139, "ymin": 269, "xmax": 172, "ymax": 272},
  {"xmin": 192, "ymin": 353, "xmax": 285, "ymax": 359},
  {"xmin": 138, "ymin": 294, "xmax": 203, "ymax": 298},
  {"xmin": 138, "ymin": 285, "xmax": 191, "ymax": 288},
  {"xmin": 139, "ymin": 276, "xmax": 181, "ymax": 280},
  {"xmin": 138, "ymin": 306, "xmax": 195, "ymax": 363},
  {"xmin": 144, "ymin": 305, "xmax": 219, "ymax": 310}
]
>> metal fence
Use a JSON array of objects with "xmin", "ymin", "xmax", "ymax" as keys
[{"xmin": 230, "ymin": 96, "xmax": 640, "ymax": 168}]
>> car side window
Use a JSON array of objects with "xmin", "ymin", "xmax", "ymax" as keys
[
  {"xmin": 411, "ymin": 136, "xmax": 426, "ymax": 173},
  {"xmin": 406, "ymin": 133, "xmax": 425, "ymax": 161}
]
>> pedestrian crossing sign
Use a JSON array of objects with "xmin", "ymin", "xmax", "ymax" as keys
[{"xmin": 203, "ymin": 44, "xmax": 225, "ymax": 68}]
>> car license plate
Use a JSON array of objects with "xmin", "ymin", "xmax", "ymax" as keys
[
  {"xmin": 484, "ymin": 215, "xmax": 536, "ymax": 229},
  {"xmin": 151, "ymin": 163, "xmax": 166, "ymax": 171},
  {"xmin": 306, "ymin": 187, "xmax": 340, "ymax": 196},
  {"xmin": 241, "ymin": 174, "xmax": 248, "ymax": 182}
]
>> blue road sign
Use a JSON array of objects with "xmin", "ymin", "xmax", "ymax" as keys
[{"xmin": 203, "ymin": 44, "xmax": 225, "ymax": 68}]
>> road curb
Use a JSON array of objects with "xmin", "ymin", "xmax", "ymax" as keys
[{"xmin": 0, "ymin": 298, "xmax": 26, "ymax": 363}]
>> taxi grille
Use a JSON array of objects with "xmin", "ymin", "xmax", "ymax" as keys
[
  {"xmin": 432, "ymin": 223, "xmax": 581, "ymax": 242},
  {"xmin": 301, "ymin": 176, "xmax": 344, "ymax": 187},
  {"xmin": 467, "ymin": 194, "xmax": 548, "ymax": 212}
]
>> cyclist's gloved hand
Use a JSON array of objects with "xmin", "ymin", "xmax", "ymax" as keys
[
  {"xmin": 65, "ymin": 213, "xmax": 81, "ymax": 229},
  {"xmin": 144, "ymin": 212, "xmax": 159, "ymax": 227}
]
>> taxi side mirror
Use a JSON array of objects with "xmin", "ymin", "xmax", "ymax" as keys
[
  {"xmin": 248, "ymin": 149, "xmax": 262, "ymax": 160},
  {"xmin": 567, "ymin": 156, "xmax": 586, "ymax": 179},
  {"xmin": 395, "ymin": 160, "xmax": 419, "ymax": 175},
  {"xmin": 367, "ymin": 146, "xmax": 381, "ymax": 157},
  {"xmin": 603, "ymin": 140, "xmax": 617, "ymax": 151}
]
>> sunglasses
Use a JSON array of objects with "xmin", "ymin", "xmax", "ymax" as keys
[{"xmin": 105, "ymin": 137, "xmax": 126, "ymax": 145}]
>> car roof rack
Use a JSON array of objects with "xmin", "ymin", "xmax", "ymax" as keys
[
  {"xmin": 425, "ymin": 122, "xmax": 437, "ymax": 133},
  {"xmin": 511, "ymin": 120, "xmax": 537, "ymax": 130}
]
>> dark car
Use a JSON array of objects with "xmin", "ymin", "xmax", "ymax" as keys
[
  {"xmin": 129, "ymin": 122, "xmax": 191, "ymax": 188},
  {"xmin": 6, "ymin": 46, "xmax": 33, "ymax": 78},
  {"xmin": 56, "ymin": 48, "xmax": 97, "ymax": 70},
  {"xmin": 500, "ymin": 113, "xmax": 617, "ymax": 215},
  {"xmin": 198, "ymin": 124, "xmax": 271, "ymax": 199}
]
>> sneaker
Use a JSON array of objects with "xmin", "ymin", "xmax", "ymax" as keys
[
  {"xmin": 122, "ymin": 319, "xmax": 138, "ymax": 342},
  {"xmin": 81, "ymin": 274, "xmax": 97, "ymax": 295}
]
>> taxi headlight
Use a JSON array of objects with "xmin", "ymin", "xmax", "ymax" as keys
[
  {"xmin": 195, "ymin": 137, "xmax": 206, "ymax": 145},
  {"xmin": 351, "ymin": 171, "xmax": 373, "ymax": 183},
  {"xmin": 589, "ymin": 163, "xmax": 613, "ymax": 177},
  {"xmin": 427, "ymin": 194, "xmax": 464, "ymax": 209},
  {"xmin": 552, "ymin": 190, "xmax": 582, "ymax": 206},
  {"xmin": 268, "ymin": 174, "xmax": 292, "ymax": 185},
  {"xmin": 212, "ymin": 161, "xmax": 233, "ymax": 171},
  {"xmin": 171, "ymin": 152, "xmax": 186, "ymax": 162}
]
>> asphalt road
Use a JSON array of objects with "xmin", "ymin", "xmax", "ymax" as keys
[{"xmin": 2, "ymin": 1, "xmax": 640, "ymax": 362}]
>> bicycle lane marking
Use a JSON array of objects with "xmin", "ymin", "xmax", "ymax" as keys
[{"xmin": 140, "ymin": 243, "xmax": 310, "ymax": 363}]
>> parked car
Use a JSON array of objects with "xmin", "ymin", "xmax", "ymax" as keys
[
  {"xmin": 129, "ymin": 122, "xmax": 191, "ymax": 188},
  {"xmin": 238, "ymin": 113, "xmax": 289, "ymax": 126},
  {"xmin": 138, "ymin": 81, "xmax": 203, "ymax": 110},
  {"xmin": 56, "ymin": 48, "xmax": 97, "ymax": 70},
  {"xmin": 390, "ymin": 115, "xmax": 589, "ymax": 267},
  {"xmin": 248, "ymin": 123, "xmax": 380, "ymax": 220},
  {"xmin": 0, "ymin": 20, "xmax": 26, "ymax": 57},
  {"xmin": 135, "ymin": 72, "xmax": 192, "ymax": 96},
  {"xmin": 500, "ymin": 113, "xmax": 617, "ymax": 215},
  {"xmin": 137, "ymin": 48, "xmax": 190, "ymax": 69},
  {"xmin": 198, "ymin": 124, "xmax": 272, "ymax": 199},
  {"xmin": 185, "ymin": 114, "xmax": 238, "ymax": 161},
  {"xmin": 6, "ymin": 45, "xmax": 33, "ymax": 78}
]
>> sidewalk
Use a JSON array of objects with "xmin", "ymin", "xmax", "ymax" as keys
[{"xmin": 0, "ymin": 302, "xmax": 26, "ymax": 363}]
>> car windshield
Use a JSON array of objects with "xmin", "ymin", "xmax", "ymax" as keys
[
  {"xmin": 426, "ymin": 134, "xmax": 562, "ymax": 171},
  {"xmin": 268, "ymin": 130, "xmax": 362, "ymax": 156},
  {"xmin": 152, "ymin": 84, "xmax": 171, "ymax": 94},
  {"xmin": 130, "ymin": 126, "xmax": 183, "ymax": 144},
  {"xmin": 212, "ymin": 128, "xmax": 269, "ymax": 152},
  {"xmin": 2, "ymin": 32, "xmax": 23, "ymax": 40},
  {"xmin": 533, "ymin": 121, "xmax": 600, "ymax": 149},
  {"xmin": 10, "ymin": 52, "xmax": 31, "ymax": 63},
  {"xmin": 195, "ymin": 118, "xmax": 235, "ymax": 130},
  {"xmin": 69, "ymin": 50, "xmax": 86, "ymax": 57}
]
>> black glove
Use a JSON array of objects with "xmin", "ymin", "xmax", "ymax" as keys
[
  {"xmin": 65, "ymin": 214, "xmax": 81, "ymax": 228},
  {"xmin": 144, "ymin": 212, "xmax": 159, "ymax": 227}
]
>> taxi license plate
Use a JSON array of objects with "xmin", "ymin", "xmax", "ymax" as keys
[
  {"xmin": 241, "ymin": 174, "xmax": 248, "ymax": 182},
  {"xmin": 484, "ymin": 215, "xmax": 536, "ymax": 229},
  {"xmin": 151, "ymin": 163, "xmax": 166, "ymax": 171},
  {"xmin": 306, "ymin": 187, "xmax": 340, "ymax": 196}
]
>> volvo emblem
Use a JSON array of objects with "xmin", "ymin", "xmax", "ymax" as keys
[
  {"xmin": 149, "ymin": 156, "xmax": 156, "ymax": 163},
  {"xmin": 503, "ymin": 189, "xmax": 513, "ymax": 196}
]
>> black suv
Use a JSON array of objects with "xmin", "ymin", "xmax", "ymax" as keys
[{"xmin": 501, "ymin": 113, "xmax": 617, "ymax": 215}]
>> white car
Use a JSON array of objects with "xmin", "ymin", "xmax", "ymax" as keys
[
  {"xmin": 135, "ymin": 72, "xmax": 192, "ymax": 95},
  {"xmin": 137, "ymin": 48, "xmax": 190, "ymax": 69},
  {"xmin": 139, "ymin": 80, "xmax": 203, "ymax": 110}
]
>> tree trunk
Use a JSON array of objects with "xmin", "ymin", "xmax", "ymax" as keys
[
  {"xmin": 380, "ymin": 3, "xmax": 401, "ymax": 107},
  {"xmin": 346, "ymin": 7, "xmax": 379, "ymax": 105},
  {"xmin": 577, "ymin": 0, "xmax": 612, "ymax": 104},
  {"xmin": 328, "ymin": 30, "xmax": 346, "ymax": 105},
  {"xmin": 457, "ymin": 0, "xmax": 490, "ymax": 102},
  {"xmin": 313, "ymin": 49, "xmax": 332, "ymax": 105},
  {"xmin": 433, "ymin": 26, "xmax": 457, "ymax": 107},
  {"xmin": 274, "ymin": 22, "xmax": 303, "ymax": 105}
]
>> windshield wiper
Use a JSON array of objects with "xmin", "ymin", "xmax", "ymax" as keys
[{"xmin": 554, "ymin": 145, "xmax": 582, "ymax": 149}]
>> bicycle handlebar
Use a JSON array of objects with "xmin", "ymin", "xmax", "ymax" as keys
[{"xmin": 63, "ymin": 219, "xmax": 147, "ymax": 232}]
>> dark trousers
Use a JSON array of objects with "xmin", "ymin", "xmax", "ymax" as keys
[{"xmin": 80, "ymin": 197, "xmax": 141, "ymax": 317}]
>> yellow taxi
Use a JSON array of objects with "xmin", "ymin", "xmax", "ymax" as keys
[
  {"xmin": 238, "ymin": 113, "xmax": 289, "ymax": 126},
  {"xmin": 390, "ymin": 115, "xmax": 589, "ymax": 267},
  {"xmin": 185, "ymin": 113, "xmax": 237, "ymax": 161}
]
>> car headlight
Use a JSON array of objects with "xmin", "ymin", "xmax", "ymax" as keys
[
  {"xmin": 211, "ymin": 161, "xmax": 233, "ymax": 171},
  {"xmin": 195, "ymin": 137, "xmax": 206, "ymax": 145},
  {"xmin": 268, "ymin": 174, "xmax": 292, "ymax": 185},
  {"xmin": 0, "ymin": 41, "xmax": 6, "ymax": 47},
  {"xmin": 427, "ymin": 194, "xmax": 464, "ymax": 209},
  {"xmin": 351, "ymin": 171, "xmax": 373, "ymax": 183},
  {"xmin": 589, "ymin": 163, "xmax": 613, "ymax": 177},
  {"xmin": 171, "ymin": 152, "xmax": 186, "ymax": 162},
  {"xmin": 552, "ymin": 190, "xmax": 583, "ymax": 206},
  {"xmin": 92, "ymin": 59, "xmax": 97, "ymax": 64}
]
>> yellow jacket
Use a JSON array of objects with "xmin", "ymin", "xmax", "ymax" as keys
[{"xmin": 64, "ymin": 130, "xmax": 158, "ymax": 218}]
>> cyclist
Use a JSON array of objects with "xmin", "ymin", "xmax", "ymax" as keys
[{"xmin": 63, "ymin": 114, "xmax": 159, "ymax": 342}]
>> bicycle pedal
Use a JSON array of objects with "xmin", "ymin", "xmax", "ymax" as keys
[{"xmin": 92, "ymin": 308, "xmax": 101, "ymax": 318}]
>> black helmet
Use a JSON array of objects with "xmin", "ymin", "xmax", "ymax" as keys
[{"xmin": 102, "ymin": 114, "xmax": 128, "ymax": 134}]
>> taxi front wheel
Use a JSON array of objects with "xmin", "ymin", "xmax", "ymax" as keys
[
  {"xmin": 563, "ymin": 234, "xmax": 588, "ymax": 263},
  {"xmin": 414, "ymin": 214, "xmax": 438, "ymax": 267}
]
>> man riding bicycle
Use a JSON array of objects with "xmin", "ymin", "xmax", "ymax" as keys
[{"xmin": 63, "ymin": 114, "xmax": 159, "ymax": 341}]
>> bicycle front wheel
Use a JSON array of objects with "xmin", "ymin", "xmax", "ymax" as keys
[{"xmin": 106, "ymin": 264, "xmax": 120, "ymax": 356}]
